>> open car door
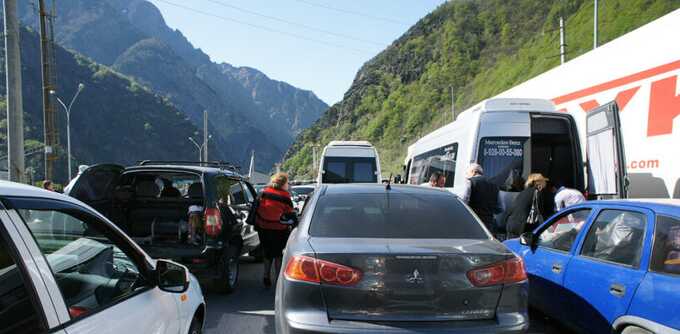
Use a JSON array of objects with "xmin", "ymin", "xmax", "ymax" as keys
[
  {"xmin": 66, "ymin": 164, "xmax": 124, "ymax": 216},
  {"xmin": 585, "ymin": 101, "xmax": 628, "ymax": 199}
]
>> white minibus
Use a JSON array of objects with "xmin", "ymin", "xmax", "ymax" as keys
[
  {"xmin": 318, "ymin": 141, "xmax": 382, "ymax": 184},
  {"xmin": 404, "ymin": 98, "xmax": 627, "ymax": 206}
]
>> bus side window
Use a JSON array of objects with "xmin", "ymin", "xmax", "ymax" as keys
[{"xmin": 410, "ymin": 143, "xmax": 458, "ymax": 187}]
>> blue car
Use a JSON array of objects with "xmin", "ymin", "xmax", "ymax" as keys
[{"xmin": 504, "ymin": 200, "xmax": 680, "ymax": 334}]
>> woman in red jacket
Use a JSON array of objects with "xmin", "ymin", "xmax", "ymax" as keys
[{"xmin": 256, "ymin": 172, "xmax": 297, "ymax": 288}]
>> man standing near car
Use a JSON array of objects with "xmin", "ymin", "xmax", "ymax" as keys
[
  {"xmin": 554, "ymin": 185, "xmax": 586, "ymax": 211},
  {"xmin": 461, "ymin": 163, "xmax": 503, "ymax": 235}
]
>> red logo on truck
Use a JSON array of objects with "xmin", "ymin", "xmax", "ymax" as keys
[{"xmin": 552, "ymin": 59, "xmax": 680, "ymax": 137}]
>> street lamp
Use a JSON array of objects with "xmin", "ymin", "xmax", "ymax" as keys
[
  {"xmin": 188, "ymin": 135, "xmax": 211, "ymax": 163},
  {"xmin": 51, "ymin": 83, "xmax": 85, "ymax": 181}
]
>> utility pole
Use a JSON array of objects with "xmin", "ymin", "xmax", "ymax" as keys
[
  {"xmin": 450, "ymin": 86, "xmax": 455, "ymax": 121},
  {"xmin": 38, "ymin": 0, "xmax": 58, "ymax": 180},
  {"xmin": 4, "ymin": 0, "xmax": 25, "ymax": 183},
  {"xmin": 593, "ymin": 0, "xmax": 598, "ymax": 49},
  {"xmin": 559, "ymin": 16, "xmax": 567, "ymax": 64},
  {"xmin": 248, "ymin": 150, "xmax": 255, "ymax": 179},
  {"xmin": 203, "ymin": 110, "xmax": 208, "ymax": 162},
  {"xmin": 312, "ymin": 145, "xmax": 317, "ymax": 174}
]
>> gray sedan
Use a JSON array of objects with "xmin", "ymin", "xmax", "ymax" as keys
[{"xmin": 275, "ymin": 184, "xmax": 529, "ymax": 333}]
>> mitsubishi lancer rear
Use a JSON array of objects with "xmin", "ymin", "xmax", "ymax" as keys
[{"xmin": 275, "ymin": 184, "xmax": 529, "ymax": 334}]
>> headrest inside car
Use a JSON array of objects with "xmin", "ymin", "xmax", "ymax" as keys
[
  {"xmin": 187, "ymin": 182, "xmax": 203, "ymax": 199},
  {"xmin": 136, "ymin": 180, "xmax": 160, "ymax": 198}
]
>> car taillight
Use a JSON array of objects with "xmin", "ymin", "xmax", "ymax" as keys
[
  {"xmin": 68, "ymin": 306, "xmax": 89, "ymax": 318},
  {"xmin": 204, "ymin": 208, "xmax": 223, "ymax": 237},
  {"xmin": 284, "ymin": 255, "xmax": 362, "ymax": 286},
  {"xmin": 467, "ymin": 257, "xmax": 527, "ymax": 287}
]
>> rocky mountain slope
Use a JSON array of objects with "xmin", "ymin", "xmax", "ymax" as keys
[
  {"xmin": 0, "ymin": 27, "xmax": 202, "ymax": 181},
  {"xmin": 283, "ymin": 0, "xmax": 680, "ymax": 178},
  {"xmin": 17, "ymin": 0, "xmax": 327, "ymax": 169}
]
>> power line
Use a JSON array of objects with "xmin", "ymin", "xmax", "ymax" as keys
[
  {"xmin": 154, "ymin": 0, "xmax": 374, "ymax": 55},
  {"xmin": 293, "ymin": 0, "xmax": 410, "ymax": 26},
  {"xmin": 202, "ymin": 0, "xmax": 384, "ymax": 47}
]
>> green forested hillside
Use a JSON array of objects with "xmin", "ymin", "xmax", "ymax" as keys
[{"xmin": 283, "ymin": 0, "xmax": 680, "ymax": 178}]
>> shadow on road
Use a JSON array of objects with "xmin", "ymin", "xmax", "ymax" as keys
[
  {"xmin": 204, "ymin": 260, "xmax": 276, "ymax": 334},
  {"xmin": 528, "ymin": 308, "xmax": 576, "ymax": 334}
]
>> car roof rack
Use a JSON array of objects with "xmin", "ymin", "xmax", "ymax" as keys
[{"xmin": 137, "ymin": 160, "xmax": 241, "ymax": 171}]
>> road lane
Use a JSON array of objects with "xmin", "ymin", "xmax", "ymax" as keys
[
  {"xmin": 204, "ymin": 260, "xmax": 573, "ymax": 334},
  {"xmin": 205, "ymin": 260, "xmax": 276, "ymax": 334}
]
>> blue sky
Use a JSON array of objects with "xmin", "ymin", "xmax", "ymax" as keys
[{"xmin": 148, "ymin": 0, "xmax": 445, "ymax": 104}]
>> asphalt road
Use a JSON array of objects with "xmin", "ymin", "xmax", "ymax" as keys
[
  {"xmin": 204, "ymin": 260, "xmax": 573, "ymax": 334},
  {"xmin": 204, "ymin": 260, "xmax": 276, "ymax": 334}
]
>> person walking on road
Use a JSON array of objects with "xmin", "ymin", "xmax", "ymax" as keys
[
  {"xmin": 505, "ymin": 173, "xmax": 550, "ymax": 239},
  {"xmin": 554, "ymin": 185, "xmax": 586, "ymax": 211},
  {"xmin": 460, "ymin": 163, "xmax": 503, "ymax": 235},
  {"xmin": 255, "ymin": 172, "xmax": 298, "ymax": 288}
]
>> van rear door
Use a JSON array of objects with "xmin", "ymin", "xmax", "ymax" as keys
[
  {"xmin": 585, "ymin": 101, "xmax": 628, "ymax": 199},
  {"xmin": 66, "ymin": 164, "xmax": 124, "ymax": 216}
]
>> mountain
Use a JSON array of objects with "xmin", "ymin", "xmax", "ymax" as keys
[
  {"xmin": 0, "ymin": 27, "xmax": 203, "ymax": 181},
  {"xmin": 283, "ymin": 0, "xmax": 680, "ymax": 178},
  {"xmin": 17, "ymin": 0, "xmax": 328, "ymax": 170},
  {"xmin": 220, "ymin": 64, "xmax": 330, "ymax": 136}
]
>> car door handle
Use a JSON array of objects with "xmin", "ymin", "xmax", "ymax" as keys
[
  {"xmin": 551, "ymin": 263, "xmax": 562, "ymax": 273},
  {"xmin": 609, "ymin": 284, "xmax": 626, "ymax": 297}
]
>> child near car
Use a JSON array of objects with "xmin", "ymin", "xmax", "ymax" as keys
[{"xmin": 188, "ymin": 205, "xmax": 203, "ymax": 245}]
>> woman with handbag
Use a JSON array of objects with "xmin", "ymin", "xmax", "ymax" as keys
[
  {"xmin": 505, "ymin": 173, "xmax": 550, "ymax": 239},
  {"xmin": 255, "ymin": 172, "xmax": 298, "ymax": 288}
]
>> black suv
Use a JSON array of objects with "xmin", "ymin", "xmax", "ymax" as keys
[{"xmin": 66, "ymin": 161, "xmax": 260, "ymax": 293}]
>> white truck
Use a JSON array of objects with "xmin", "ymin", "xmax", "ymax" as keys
[{"xmin": 496, "ymin": 8, "xmax": 680, "ymax": 199}]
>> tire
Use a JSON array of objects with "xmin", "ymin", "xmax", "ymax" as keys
[
  {"xmin": 188, "ymin": 314, "xmax": 203, "ymax": 334},
  {"xmin": 621, "ymin": 326, "xmax": 653, "ymax": 334},
  {"xmin": 213, "ymin": 245, "xmax": 240, "ymax": 293}
]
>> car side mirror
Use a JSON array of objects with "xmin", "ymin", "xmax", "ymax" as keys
[
  {"xmin": 519, "ymin": 232, "xmax": 535, "ymax": 247},
  {"xmin": 156, "ymin": 259, "xmax": 190, "ymax": 293}
]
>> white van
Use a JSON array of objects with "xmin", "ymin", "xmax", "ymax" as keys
[
  {"xmin": 404, "ymin": 98, "xmax": 627, "ymax": 204},
  {"xmin": 318, "ymin": 141, "xmax": 382, "ymax": 184}
]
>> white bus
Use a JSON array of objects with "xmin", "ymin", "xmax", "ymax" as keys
[
  {"xmin": 318, "ymin": 141, "xmax": 382, "ymax": 184},
  {"xmin": 404, "ymin": 98, "xmax": 627, "ymax": 204}
]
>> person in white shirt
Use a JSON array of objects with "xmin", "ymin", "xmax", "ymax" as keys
[
  {"xmin": 554, "ymin": 186, "xmax": 586, "ymax": 211},
  {"xmin": 187, "ymin": 205, "xmax": 204, "ymax": 245},
  {"xmin": 421, "ymin": 172, "xmax": 444, "ymax": 188},
  {"xmin": 63, "ymin": 164, "xmax": 90, "ymax": 194}
]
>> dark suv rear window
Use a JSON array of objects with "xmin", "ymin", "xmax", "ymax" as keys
[{"xmin": 310, "ymin": 193, "xmax": 487, "ymax": 239}]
